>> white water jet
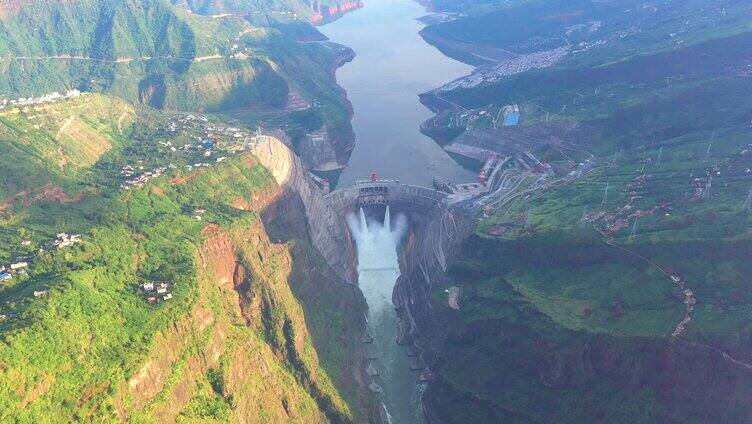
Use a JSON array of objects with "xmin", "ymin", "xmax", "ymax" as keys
[
  {"xmin": 385, "ymin": 206, "xmax": 391, "ymax": 232},
  {"xmin": 348, "ymin": 206, "xmax": 407, "ymax": 277},
  {"xmin": 360, "ymin": 207, "xmax": 369, "ymax": 234},
  {"xmin": 348, "ymin": 206, "xmax": 420, "ymax": 423}
]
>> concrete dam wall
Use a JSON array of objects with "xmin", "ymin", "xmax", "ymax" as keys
[
  {"xmin": 251, "ymin": 135, "xmax": 461, "ymax": 286},
  {"xmin": 324, "ymin": 180, "xmax": 448, "ymax": 215}
]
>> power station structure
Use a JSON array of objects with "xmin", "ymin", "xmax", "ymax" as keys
[{"xmin": 324, "ymin": 174, "xmax": 449, "ymax": 215}]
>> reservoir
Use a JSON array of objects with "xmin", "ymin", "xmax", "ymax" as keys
[
  {"xmin": 320, "ymin": 0, "xmax": 476, "ymax": 189},
  {"xmin": 319, "ymin": 1, "xmax": 475, "ymax": 422}
]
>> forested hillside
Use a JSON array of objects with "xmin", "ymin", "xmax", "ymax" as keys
[
  {"xmin": 0, "ymin": 93, "xmax": 374, "ymax": 422},
  {"xmin": 0, "ymin": 0, "xmax": 353, "ymax": 120},
  {"xmin": 414, "ymin": 0, "xmax": 752, "ymax": 422},
  {"xmin": 169, "ymin": 0, "xmax": 362, "ymax": 24}
]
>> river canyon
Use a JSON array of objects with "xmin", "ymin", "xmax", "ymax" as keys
[{"xmin": 319, "ymin": 1, "xmax": 477, "ymax": 422}]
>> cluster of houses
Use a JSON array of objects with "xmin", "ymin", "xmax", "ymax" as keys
[
  {"xmin": 0, "ymin": 261, "xmax": 29, "ymax": 283},
  {"xmin": 141, "ymin": 281, "xmax": 174, "ymax": 304},
  {"xmin": 669, "ymin": 274, "xmax": 697, "ymax": 337},
  {"xmin": 43, "ymin": 233, "xmax": 82, "ymax": 251},
  {"xmin": 118, "ymin": 114, "xmax": 258, "ymax": 190},
  {"xmin": 0, "ymin": 89, "xmax": 82, "ymax": 110},
  {"xmin": 603, "ymin": 201, "xmax": 661, "ymax": 234},
  {"xmin": 670, "ymin": 274, "xmax": 697, "ymax": 311},
  {"xmin": 0, "ymin": 235, "xmax": 80, "ymax": 326},
  {"xmin": 582, "ymin": 171, "xmax": 666, "ymax": 235},
  {"xmin": 689, "ymin": 174, "xmax": 712, "ymax": 201},
  {"xmin": 121, "ymin": 164, "xmax": 175, "ymax": 189},
  {"xmin": 117, "ymin": 119, "xmax": 292, "ymax": 192},
  {"xmin": 173, "ymin": 113, "xmax": 249, "ymax": 142},
  {"xmin": 442, "ymin": 46, "xmax": 569, "ymax": 91},
  {"xmin": 1, "ymin": 233, "xmax": 81, "ymax": 288},
  {"xmin": 687, "ymin": 145, "xmax": 752, "ymax": 202},
  {"xmin": 0, "ymin": 232, "xmax": 83, "ymax": 321}
]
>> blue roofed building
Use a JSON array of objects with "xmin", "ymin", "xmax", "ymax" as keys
[
  {"xmin": 503, "ymin": 112, "xmax": 521, "ymax": 126},
  {"xmin": 500, "ymin": 104, "xmax": 521, "ymax": 126}
]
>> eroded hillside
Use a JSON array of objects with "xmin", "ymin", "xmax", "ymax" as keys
[{"xmin": 0, "ymin": 95, "xmax": 375, "ymax": 422}]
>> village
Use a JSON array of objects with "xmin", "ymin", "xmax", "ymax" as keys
[
  {"xmin": 0, "ymin": 226, "xmax": 179, "ymax": 321},
  {"xmin": 0, "ymin": 113, "xmax": 261, "ymax": 321},
  {"xmin": 440, "ymin": 45, "xmax": 570, "ymax": 91},
  {"xmin": 0, "ymin": 233, "xmax": 83, "ymax": 322},
  {"xmin": 0, "ymin": 96, "xmax": 323, "ymax": 326},
  {"xmin": 118, "ymin": 113, "xmax": 262, "ymax": 190},
  {"xmin": 0, "ymin": 89, "xmax": 82, "ymax": 110},
  {"xmin": 0, "ymin": 225, "xmax": 180, "ymax": 323},
  {"xmin": 1, "ymin": 98, "xmax": 335, "ymax": 320},
  {"xmin": 582, "ymin": 140, "xmax": 752, "ymax": 238},
  {"xmin": 139, "ymin": 281, "xmax": 174, "ymax": 304},
  {"xmin": 576, "ymin": 139, "xmax": 752, "ymax": 337}
]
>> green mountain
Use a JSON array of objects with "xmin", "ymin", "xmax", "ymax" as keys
[
  {"xmin": 0, "ymin": 0, "xmax": 358, "ymax": 173},
  {"xmin": 0, "ymin": 0, "xmax": 342, "ymax": 110},
  {"xmin": 0, "ymin": 93, "xmax": 375, "ymax": 422},
  {"xmin": 169, "ymin": 0, "xmax": 363, "ymax": 24},
  {"xmin": 421, "ymin": 0, "xmax": 752, "ymax": 65},
  {"xmin": 0, "ymin": 1, "xmax": 371, "ymax": 420},
  {"xmin": 413, "ymin": 0, "xmax": 752, "ymax": 422}
]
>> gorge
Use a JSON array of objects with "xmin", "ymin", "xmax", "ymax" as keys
[
  {"xmin": 311, "ymin": 0, "xmax": 752, "ymax": 421},
  {"xmin": 2, "ymin": 0, "xmax": 752, "ymax": 422},
  {"xmin": 317, "ymin": 1, "xmax": 483, "ymax": 421}
]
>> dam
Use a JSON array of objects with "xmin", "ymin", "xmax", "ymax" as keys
[
  {"xmin": 322, "ymin": 177, "xmax": 474, "ymax": 424},
  {"xmin": 325, "ymin": 178, "xmax": 448, "ymax": 212},
  {"xmin": 254, "ymin": 119, "xmax": 479, "ymax": 424},
  {"xmin": 314, "ymin": 0, "xmax": 482, "ymax": 422}
]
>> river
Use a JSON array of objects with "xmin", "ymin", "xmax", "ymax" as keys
[
  {"xmin": 320, "ymin": 0, "xmax": 476, "ymax": 189},
  {"xmin": 319, "ymin": 1, "xmax": 475, "ymax": 422},
  {"xmin": 348, "ymin": 207, "xmax": 417, "ymax": 423}
]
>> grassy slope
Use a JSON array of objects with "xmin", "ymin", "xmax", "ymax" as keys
[
  {"xmin": 0, "ymin": 96, "xmax": 368, "ymax": 421},
  {"xmin": 0, "ymin": 93, "xmax": 134, "ymax": 200},
  {"xmin": 430, "ymin": 182, "xmax": 752, "ymax": 422}
]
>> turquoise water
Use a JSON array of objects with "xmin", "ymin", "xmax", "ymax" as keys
[{"xmin": 347, "ymin": 207, "xmax": 420, "ymax": 423}]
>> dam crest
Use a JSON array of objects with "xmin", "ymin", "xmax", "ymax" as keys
[{"xmin": 325, "ymin": 179, "xmax": 449, "ymax": 214}]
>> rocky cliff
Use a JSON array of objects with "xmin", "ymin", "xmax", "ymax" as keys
[
  {"xmin": 123, "ymin": 219, "xmax": 366, "ymax": 423},
  {"xmin": 392, "ymin": 201, "xmax": 476, "ymax": 378},
  {"xmin": 252, "ymin": 135, "xmax": 358, "ymax": 283}
]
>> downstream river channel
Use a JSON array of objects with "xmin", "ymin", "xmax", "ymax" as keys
[{"xmin": 319, "ymin": 1, "xmax": 475, "ymax": 422}]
